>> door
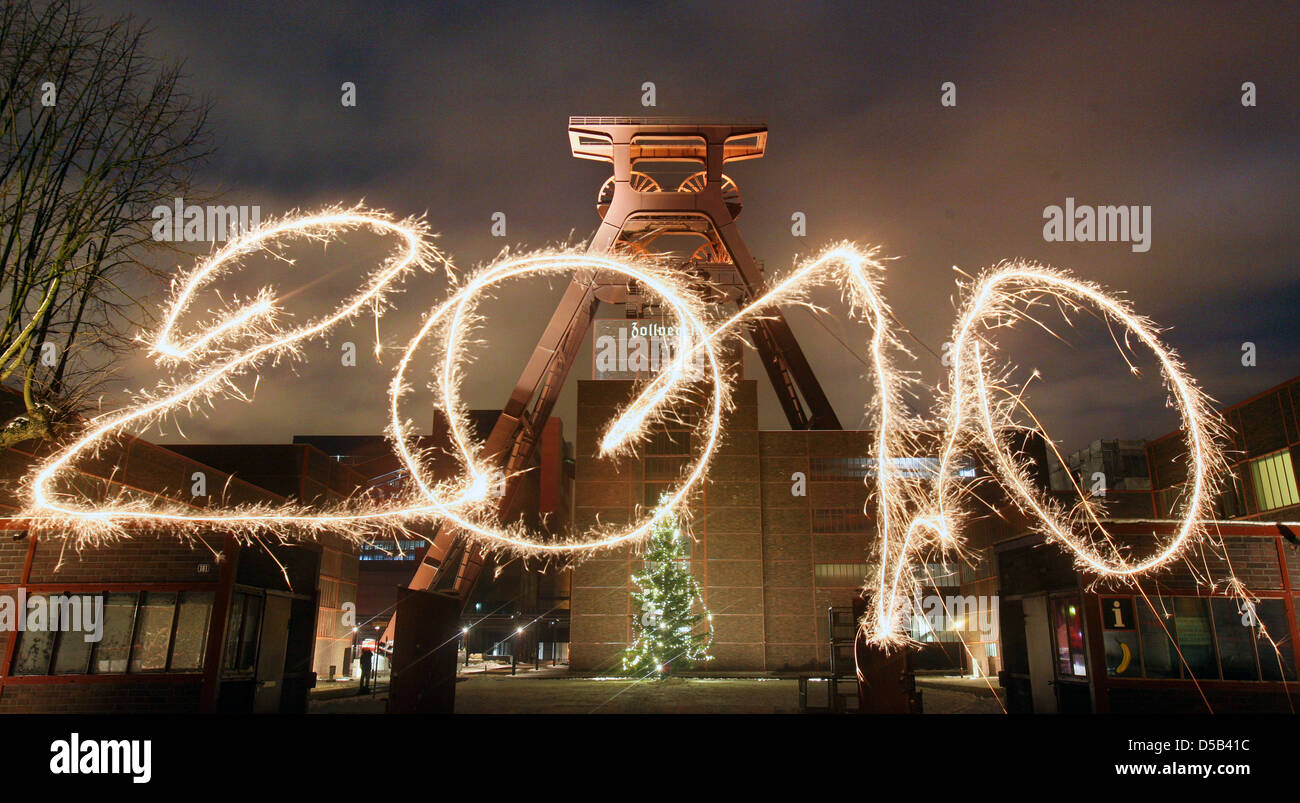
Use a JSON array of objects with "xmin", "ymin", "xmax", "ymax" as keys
[
  {"xmin": 252, "ymin": 593, "xmax": 292, "ymax": 713},
  {"xmin": 1049, "ymin": 594, "xmax": 1092, "ymax": 712},
  {"xmin": 1021, "ymin": 595, "xmax": 1057, "ymax": 713}
]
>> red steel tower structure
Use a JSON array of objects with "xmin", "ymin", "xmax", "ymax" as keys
[{"xmin": 389, "ymin": 118, "xmax": 841, "ymax": 637}]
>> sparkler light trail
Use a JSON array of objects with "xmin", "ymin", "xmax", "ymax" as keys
[
  {"xmin": 863, "ymin": 264, "xmax": 1227, "ymax": 646},
  {"xmin": 14, "ymin": 206, "xmax": 1230, "ymax": 647},
  {"xmin": 20, "ymin": 207, "xmax": 730, "ymax": 556}
]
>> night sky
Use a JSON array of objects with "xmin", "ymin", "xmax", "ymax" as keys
[{"xmin": 97, "ymin": 1, "xmax": 1297, "ymax": 454}]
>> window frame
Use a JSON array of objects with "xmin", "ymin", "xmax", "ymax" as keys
[
  {"xmin": 1099, "ymin": 593, "xmax": 1296, "ymax": 683},
  {"xmin": 128, "ymin": 591, "xmax": 181, "ymax": 674},
  {"xmin": 1247, "ymin": 448, "xmax": 1300, "ymax": 513},
  {"xmin": 222, "ymin": 587, "xmax": 266, "ymax": 676},
  {"xmin": 8, "ymin": 589, "xmax": 214, "ymax": 678}
]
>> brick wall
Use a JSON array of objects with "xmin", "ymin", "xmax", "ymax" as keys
[
  {"xmin": 25, "ymin": 535, "xmax": 221, "ymax": 585},
  {"xmin": 1009, "ymin": 523, "xmax": 1292, "ymax": 596},
  {"xmin": 1147, "ymin": 376, "xmax": 1300, "ymax": 521},
  {"xmin": 570, "ymin": 379, "xmax": 639, "ymax": 671},
  {"xmin": 760, "ymin": 430, "xmax": 816, "ymax": 669},
  {"xmin": 0, "ymin": 680, "xmax": 203, "ymax": 714},
  {"xmin": 0, "ymin": 429, "xmax": 293, "ymax": 713},
  {"xmin": 571, "ymin": 379, "xmax": 770, "ymax": 671},
  {"xmin": 0, "ymin": 539, "xmax": 27, "ymax": 583},
  {"xmin": 703, "ymin": 381, "xmax": 764, "ymax": 669},
  {"xmin": 137, "ymin": 443, "xmax": 366, "ymax": 682},
  {"xmin": 571, "ymin": 378, "xmax": 900, "ymax": 672}
]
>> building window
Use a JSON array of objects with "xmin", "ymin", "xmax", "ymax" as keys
[
  {"xmin": 52, "ymin": 619, "xmax": 94, "ymax": 675},
  {"xmin": 1156, "ymin": 480, "xmax": 1249, "ymax": 519},
  {"xmin": 11, "ymin": 624, "xmax": 54, "ymax": 676},
  {"xmin": 914, "ymin": 562, "xmax": 959, "ymax": 586},
  {"xmin": 958, "ymin": 551, "xmax": 990, "ymax": 584},
  {"xmin": 877, "ymin": 457, "xmax": 976, "ymax": 479},
  {"xmin": 645, "ymin": 428, "xmax": 691, "ymax": 456},
  {"xmin": 1254, "ymin": 599, "xmax": 1297, "ymax": 681},
  {"xmin": 810, "ymin": 457, "xmax": 871, "ymax": 481},
  {"xmin": 1136, "ymin": 601, "xmax": 1179, "ymax": 678},
  {"xmin": 809, "ymin": 456, "xmax": 976, "ymax": 481},
  {"xmin": 1121, "ymin": 454, "xmax": 1150, "ymax": 480},
  {"xmin": 1248, "ymin": 450, "xmax": 1299, "ymax": 512},
  {"xmin": 170, "ymin": 592, "xmax": 215, "ymax": 671},
  {"xmin": 813, "ymin": 563, "xmax": 869, "ymax": 586},
  {"xmin": 129, "ymin": 592, "xmax": 177, "ymax": 672},
  {"xmin": 1155, "ymin": 486, "xmax": 1184, "ymax": 518},
  {"xmin": 643, "ymin": 483, "xmax": 673, "ymax": 509},
  {"xmin": 9, "ymin": 591, "xmax": 213, "ymax": 676},
  {"xmin": 1101, "ymin": 597, "xmax": 1143, "ymax": 678},
  {"xmin": 1210, "ymin": 598, "xmax": 1260, "ymax": 680},
  {"xmin": 319, "ymin": 578, "xmax": 340, "ymax": 610},
  {"xmin": 360, "ymin": 539, "xmax": 426, "ymax": 561},
  {"xmin": 644, "ymin": 456, "xmax": 688, "ymax": 480},
  {"xmin": 321, "ymin": 549, "xmax": 343, "ymax": 578},
  {"xmin": 224, "ymin": 591, "xmax": 263, "ymax": 673},
  {"xmin": 1104, "ymin": 594, "xmax": 1295, "ymax": 681},
  {"xmin": 812, "ymin": 507, "xmax": 871, "ymax": 534},
  {"xmin": 1172, "ymin": 597, "xmax": 1218, "ymax": 679},
  {"xmin": 95, "ymin": 592, "xmax": 140, "ymax": 674}
]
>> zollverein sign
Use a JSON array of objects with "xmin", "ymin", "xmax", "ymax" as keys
[{"xmin": 592, "ymin": 319, "xmax": 706, "ymax": 381}]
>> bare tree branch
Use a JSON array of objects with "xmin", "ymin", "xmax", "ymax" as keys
[{"xmin": 0, "ymin": 0, "xmax": 215, "ymax": 447}]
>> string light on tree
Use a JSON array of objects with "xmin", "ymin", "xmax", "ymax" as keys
[{"xmin": 622, "ymin": 499, "xmax": 712, "ymax": 677}]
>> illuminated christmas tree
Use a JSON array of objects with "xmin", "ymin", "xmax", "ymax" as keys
[{"xmin": 622, "ymin": 501, "xmax": 712, "ymax": 677}]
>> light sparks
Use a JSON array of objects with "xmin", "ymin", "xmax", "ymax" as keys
[
  {"xmin": 14, "ymin": 208, "xmax": 1231, "ymax": 648},
  {"xmin": 863, "ymin": 264, "xmax": 1227, "ymax": 647}
]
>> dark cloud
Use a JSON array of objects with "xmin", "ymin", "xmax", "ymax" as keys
[{"xmin": 91, "ymin": 0, "xmax": 1297, "ymax": 452}]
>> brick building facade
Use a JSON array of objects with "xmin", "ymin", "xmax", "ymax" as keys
[
  {"xmin": 0, "ymin": 389, "xmax": 364, "ymax": 712},
  {"xmin": 996, "ymin": 376, "xmax": 1300, "ymax": 713},
  {"xmin": 164, "ymin": 443, "xmax": 367, "ymax": 681},
  {"xmin": 1149, "ymin": 375, "xmax": 1300, "ymax": 522},
  {"xmin": 569, "ymin": 378, "xmax": 1030, "ymax": 673},
  {"xmin": 996, "ymin": 521, "xmax": 1299, "ymax": 713}
]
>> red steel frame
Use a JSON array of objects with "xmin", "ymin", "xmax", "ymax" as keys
[{"xmin": 389, "ymin": 118, "xmax": 842, "ymax": 633}]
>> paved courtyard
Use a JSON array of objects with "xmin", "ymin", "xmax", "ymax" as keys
[{"xmin": 310, "ymin": 669, "xmax": 1004, "ymax": 715}]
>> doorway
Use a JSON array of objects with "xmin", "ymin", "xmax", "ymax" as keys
[
  {"xmin": 1021, "ymin": 595, "xmax": 1057, "ymax": 713},
  {"xmin": 1048, "ymin": 594, "xmax": 1092, "ymax": 712},
  {"xmin": 252, "ymin": 593, "xmax": 292, "ymax": 713}
]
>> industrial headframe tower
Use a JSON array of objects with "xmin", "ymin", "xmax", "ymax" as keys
[{"xmin": 386, "ymin": 119, "xmax": 842, "ymax": 690}]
